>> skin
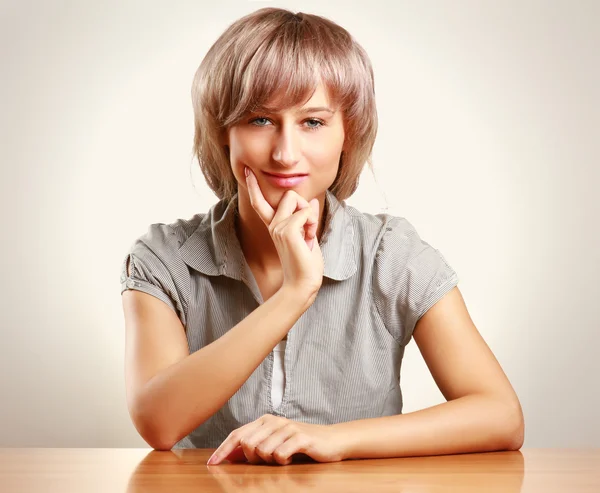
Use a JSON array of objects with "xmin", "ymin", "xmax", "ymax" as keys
[
  {"xmin": 207, "ymin": 169, "xmax": 337, "ymax": 465},
  {"xmin": 207, "ymin": 84, "xmax": 524, "ymax": 466},
  {"xmin": 207, "ymin": 284, "xmax": 525, "ymax": 465},
  {"xmin": 222, "ymin": 82, "xmax": 346, "ymax": 276}
]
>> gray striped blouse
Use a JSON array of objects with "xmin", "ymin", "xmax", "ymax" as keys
[{"xmin": 120, "ymin": 189, "xmax": 459, "ymax": 448}]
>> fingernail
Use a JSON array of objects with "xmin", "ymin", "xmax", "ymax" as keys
[
  {"xmin": 244, "ymin": 167, "xmax": 249, "ymax": 177},
  {"xmin": 207, "ymin": 454, "xmax": 217, "ymax": 465}
]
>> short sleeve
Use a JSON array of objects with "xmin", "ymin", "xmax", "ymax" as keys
[
  {"xmin": 372, "ymin": 216, "xmax": 459, "ymax": 347},
  {"xmin": 120, "ymin": 224, "xmax": 189, "ymax": 327}
]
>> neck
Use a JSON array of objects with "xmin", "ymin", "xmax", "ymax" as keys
[{"xmin": 235, "ymin": 190, "xmax": 328, "ymax": 273}]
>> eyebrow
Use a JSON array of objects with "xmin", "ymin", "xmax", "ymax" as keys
[
  {"xmin": 298, "ymin": 106, "xmax": 335, "ymax": 114},
  {"xmin": 254, "ymin": 106, "xmax": 335, "ymax": 115}
]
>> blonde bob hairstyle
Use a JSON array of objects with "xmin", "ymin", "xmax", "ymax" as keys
[{"xmin": 191, "ymin": 7, "xmax": 378, "ymax": 203}]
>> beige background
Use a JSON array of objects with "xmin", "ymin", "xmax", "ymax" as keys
[{"xmin": 1, "ymin": 0, "xmax": 598, "ymax": 447}]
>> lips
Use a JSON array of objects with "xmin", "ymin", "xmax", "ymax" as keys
[
  {"xmin": 264, "ymin": 172, "xmax": 308, "ymax": 178},
  {"xmin": 262, "ymin": 171, "xmax": 309, "ymax": 188}
]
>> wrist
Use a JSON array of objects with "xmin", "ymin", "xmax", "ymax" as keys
[
  {"xmin": 279, "ymin": 285, "xmax": 318, "ymax": 311},
  {"xmin": 328, "ymin": 422, "xmax": 353, "ymax": 461}
]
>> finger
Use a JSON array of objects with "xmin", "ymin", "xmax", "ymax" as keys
[
  {"xmin": 277, "ymin": 206, "xmax": 319, "ymax": 249},
  {"xmin": 255, "ymin": 425, "xmax": 297, "ymax": 465},
  {"xmin": 274, "ymin": 206, "xmax": 314, "ymax": 242},
  {"xmin": 242, "ymin": 420, "xmax": 287, "ymax": 465},
  {"xmin": 208, "ymin": 418, "xmax": 264, "ymax": 465},
  {"xmin": 245, "ymin": 167, "xmax": 274, "ymax": 226},
  {"xmin": 272, "ymin": 433, "xmax": 311, "ymax": 465},
  {"xmin": 276, "ymin": 194, "xmax": 318, "ymax": 250},
  {"xmin": 305, "ymin": 199, "xmax": 319, "ymax": 250},
  {"xmin": 223, "ymin": 445, "xmax": 247, "ymax": 463},
  {"xmin": 239, "ymin": 421, "xmax": 281, "ymax": 465},
  {"xmin": 305, "ymin": 198, "xmax": 319, "ymax": 242},
  {"xmin": 237, "ymin": 442, "xmax": 264, "ymax": 465},
  {"xmin": 304, "ymin": 203, "xmax": 318, "ymax": 250},
  {"xmin": 270, "ymin": 190, "xmax": 310, "ymax": 231}
]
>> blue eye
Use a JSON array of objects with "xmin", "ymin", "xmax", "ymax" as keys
[
  {"xmin": 305, "ymin": 118, "xmax": 325, "ymax": 130},
  {"xmin": 251, "ymin": 117, "xmax": 271, "ymax": 126},
  {"xmin": 248, "ymin": 116, "xmax": 326, "ymax": 131}
]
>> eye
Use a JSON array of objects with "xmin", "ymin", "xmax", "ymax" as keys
[
  {"xmin": 305, "ymin": 118, "xmax": 325, "ymax": 130},
  {"xmin": 247, "ymin": 116, "xmax": 326, "ymax": 131},
  {"xmin": 249, "ymin": 117, "xmax": 272, "ymax": 127}
]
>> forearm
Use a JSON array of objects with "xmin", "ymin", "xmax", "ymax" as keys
[
  {"xmin": 134, "ymin": 287, "xmax": 309, "ymax": 449},
  {"xmin": 333, "ymin": 394, "xmax": 524, "ymax": 460}
]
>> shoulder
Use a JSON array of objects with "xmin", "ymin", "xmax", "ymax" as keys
[
  {"xmin": 351, "ymin": 206, "xmax": 458, "ymax": 345},
  {"xmin": 343, "ymin": 203, "xmax": 424, "ymax": 259},
  {"xmin": 123, "ymin": 213, "xmax": 209, "ymax": 298},
  {"xmin": 121, "ymin": 216, "xmax": 209, "ymax": 329},
  {"xmin": 132, "ymin": 213, "xmax": 207, "ymax": 259}
]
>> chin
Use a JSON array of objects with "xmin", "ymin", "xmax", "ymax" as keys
[{"xmin": 266, "ymin": 186, "xmax": 315, "ymax": 205}]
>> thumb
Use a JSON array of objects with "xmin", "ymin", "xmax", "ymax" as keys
[
  {"xmin": 310, "ymin": 198, "xmax": 319, "ymax": 213},
  {"xmin": 307, "ymin": 198, "xmax": 320, "ymax": 251},
  {"xmin": 305, "ymin": 198, "xmax": 319, "ymax": 245}
]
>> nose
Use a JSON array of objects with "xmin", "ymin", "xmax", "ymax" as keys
[{"xmin": 272, "ymin": 124, "xmax": 300, "ymax": 168}]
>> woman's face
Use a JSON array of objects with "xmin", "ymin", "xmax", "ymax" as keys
[{"xmin": 224, "ymin": 83, "xmax": 345, "ymax": 208}]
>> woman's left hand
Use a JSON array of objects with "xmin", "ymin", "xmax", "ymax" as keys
[{"xmin": 207, "ymin": 414, "xmax": 346, "ymax": 465}]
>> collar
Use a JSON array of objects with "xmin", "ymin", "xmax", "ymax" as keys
[{"xmin": 179, "ymin": 189, "xmax": 357, "ymax": 281}]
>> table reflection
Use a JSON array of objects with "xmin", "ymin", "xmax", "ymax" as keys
[{"xmin": 125, "ymin": 449, "xmax": 524, "ymax": 493}]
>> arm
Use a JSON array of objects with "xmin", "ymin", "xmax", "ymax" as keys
[
  {"xmin": 122, "ymin": 281, "xmax": 309, "ymax": 451},
  {"xmin": 333, "ymin": 286, "xmax": 524, "ymax": 459}
]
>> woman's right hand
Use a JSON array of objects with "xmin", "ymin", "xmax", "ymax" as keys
[{"xmin": 244, "ymin": 166, "xmax": 324, "ymax": 303}]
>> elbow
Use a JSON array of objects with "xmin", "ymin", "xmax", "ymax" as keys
[
  {"xmin": 506, "ymin": 416, "xmax": 525, "ymax": 451},
  {"xmin": 129, "ymin": 395, "xmax": 178, "ymax": 451},
  {"xmin": 150, "ymin": 440, "xmax": 176, "ymax": 451},
  {"xmin": 133, "ymin": 412, "xmax": 178, "ymax": 451},
  {"xmin": 501, "ymin": 399, "xmax": 525, "ymax": 451},
  {"xmin": 134, "ymin": 412, "xmax": 178, "ymax": 451},
  {"xmin": 145, "ymin": 422, "xmax": 178, "ymax": 452}
]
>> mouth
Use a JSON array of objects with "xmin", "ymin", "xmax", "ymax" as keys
[
  {"xmin": 262, "ymin": 171, "xmax": 309, "ymax": 188},
  {"xmin": 263, "ymin": 171, "xmax": 308, "ymax": 178}
]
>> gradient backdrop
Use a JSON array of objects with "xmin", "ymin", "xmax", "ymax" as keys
[{"xmin": 1, "ymin": 0, "xmax": 598, "ymax": 447}]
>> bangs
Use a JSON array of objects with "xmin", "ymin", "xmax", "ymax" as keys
[
  {"xmin": 192, "ymin": 8, "xmax": 378, "ymax": 203},
  {"xmin": 222, "ymin": 13, "xmax": 367, "ymax": 126}
]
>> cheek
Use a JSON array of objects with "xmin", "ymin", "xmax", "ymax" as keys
[
  {"xmin": 228, "ymin": 137, "xmax": 268, "ymax": 182},
  {"xmin": 230, "ymin": 133, "xmax": 269, "ymax": 164},
  {"xmin": 307, "ymin": 136, "xmax": 343, "ymax": 170}
]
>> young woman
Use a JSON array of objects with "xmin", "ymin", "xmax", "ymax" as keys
[{"xmin": 120, "ymin": 7, "xmax": 524, "ymax": 465}]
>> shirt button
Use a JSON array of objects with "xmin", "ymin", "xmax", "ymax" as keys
[{"xmin": 126, "ymin": 279, "xmax": 136, "ymax": 288}]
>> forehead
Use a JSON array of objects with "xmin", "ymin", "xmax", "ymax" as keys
[
  {"xmin": 256, "ymin": 82, "xmax": 335, "ymax": 113},
  {"xmin": 301, "ymin": 84, "xmax": 330, "ymax": 106}
]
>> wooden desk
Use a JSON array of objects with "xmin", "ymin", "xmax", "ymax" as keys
[{"xmin": 1, "ymin": 448, "xmax": 598, "ymax": 492}]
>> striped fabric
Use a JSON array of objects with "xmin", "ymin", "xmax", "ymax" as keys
[{"xmin": 120, "ymin": 189, "xmax": 459, "ymax": 448}]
